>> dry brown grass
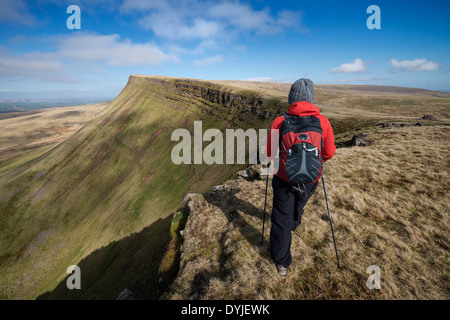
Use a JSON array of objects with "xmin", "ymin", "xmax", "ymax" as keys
[
  {"xmin": 166, "ymin": 125, "xmax": 449, "ymax": 300},
  {"xmin": 0, "ymin": 102, "xmax": 108, "ymax": 173}
]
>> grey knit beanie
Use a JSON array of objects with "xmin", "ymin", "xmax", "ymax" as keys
[{"xmin": 288, "ymin": 78, "xmax": 314, "ymax": 104}]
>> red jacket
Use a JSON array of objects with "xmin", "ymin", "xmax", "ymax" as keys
[{"xmin": 266, "ymin": 101, "xmax": 336, "ymax": 182}]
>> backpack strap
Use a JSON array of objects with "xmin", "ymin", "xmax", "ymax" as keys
[
  {"xmin": 293, "ymin": 183, "xmax": 308, "ymax": 196},
  {"xmin": 280, "ymin": 112, "xmax": 288, "ymax": 151}
]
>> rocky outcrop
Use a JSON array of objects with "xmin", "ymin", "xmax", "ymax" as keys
[
  {"xmin": 337, "ymin": 132, "xmax": 374, "ymax": 148},
  {"xmin": 171, "ymin": 79, "xmax": 286, "ymax": 119},
  {"xmin": 419, "ymin": 115, "xmax": 438, "ymax": 121},
  {"xmin": 377, "ymin": 122, "xmax": 423, "ymax": 128},
  {"xmin": 237, "ymin": 164, "xmax": 265, "ymax": 181},
  {"xmin": 351, "ymin": 133, "xmax": 373, "ymax": 147}
]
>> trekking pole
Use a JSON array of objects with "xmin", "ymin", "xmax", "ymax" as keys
[
  {"xmin": 261, "ymin": 165, "xmax": 270, "ymax": 246},
  {"xmin": 321, "ymin": 174, "xmax": 341, "ymax": 269}
]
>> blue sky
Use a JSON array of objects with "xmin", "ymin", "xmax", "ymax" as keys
[{"xmin": 0, "ymin": 0, "xmax": 449, "ymax": 100}]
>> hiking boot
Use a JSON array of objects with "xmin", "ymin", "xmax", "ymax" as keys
[{"xmin": 276, "ymin": 264, "xmax": 287, "ymax": 276}]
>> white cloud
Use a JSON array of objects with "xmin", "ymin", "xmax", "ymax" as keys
[
  {"xmin": 321, "ymin": 77, "xmax": 391, "ymax": 84},
  {"xmin": 245, "ymin": 77, "xmax": 275, "ymax": 82},
  {"xmin": 209, "ymin": 3, "xmax": 305, "ymax": 35},
  {"xmin": 390, "ymin": 58, "xmax": 440, "ymax": 72},
  {"xmin": 0, "ymin": 0, "xmax": 38, "ymax": 26},
  {"xmin": 123, "ymin": 0, "xmax": 222, "ymax": 40},
  {"xmin": 121, "ymin": 0, "xmax": 306, "ymax": 41},
  {"xmin": 194, "ymin": 55, "xmax": 223, "ymax": 67},
  {"xmin": 169, "ymin": 40, "xmax": 218, "ymax": 55},
  {"xmin": 139, "ymin": 13, "xmax": 221, "ymax": 40},
  {"xmin": 277, "ymin": 10, "xmax": 306, "ymax": 28},
  {"xmin": 331, "ymin": 58, "xmax": 368, "ymax": 74},
  {"xmin": 0, "ymin": 49, "xmax": 69, "ymax": 82},
  {"xmin": 0, "ymin": 33, "xmax": 179, "ymax": 82},
  {"xmin": 209, "ymin": 2, "xmax": 272, "ymax": 32},
  {"xmin": 56, "ymin": 33, "xmax": 179, "ymax": 66}
]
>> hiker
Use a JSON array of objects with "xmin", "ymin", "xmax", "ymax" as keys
[{"xmin": 266, "ymin": 78, "xmax": 336, "ymax": 276}]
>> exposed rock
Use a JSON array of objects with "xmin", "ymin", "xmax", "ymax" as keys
[
  {"xmin": 184, "ymin": 193, "xmax": 199, "ymax": 203},
  {"xmin": 246, "ymin": 165, "xmax": 263, "ymax": 180},
  {"xmin": 419, "ymin": 114, "xmax": 438, "ymax": 121},
  {"xmin": 262, "ymin": 111, "xmax": 272, "ymax": 119},
  {"xmin": 237, "ymin": 170, "xmax": 249, "ymax": 179},
  {"xmin": 237, "ymin": 164, "xmax": 264, "ymax": 181},
  {"xmin": 171, "ymin": 79, "xmax": 282, "ymax": 120},
  {"xmin": 377, "ymin": 122, "xmax": 423, "ymax": 128},
  {"xmin": 378, "ymin": 123, "xmax": 400, "ymax": 128},
  {"xmin": 211, "ymin": 184, "xmax": 229, "ymax": 192},
  {"xmin": 351, "ymin": 133, "xmax": 373, "ymax": 147}
]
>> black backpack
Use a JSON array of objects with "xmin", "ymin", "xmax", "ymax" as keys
[{"xmin": 279, "ymin": 113, "xmax": 324, "ymax": 184}]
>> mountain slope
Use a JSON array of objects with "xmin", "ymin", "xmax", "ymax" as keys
[
  {"xmin": 0, "ymin": 75, "xmax": 280, "ymax": 299},
  {"xmin": 0, "ymin": 76, "xmax": 448, "ymax": 299}
]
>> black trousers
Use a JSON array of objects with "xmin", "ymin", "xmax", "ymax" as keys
[{"xmin": 270, "ymin": 175, "xmax": 318, "ymax": 268}]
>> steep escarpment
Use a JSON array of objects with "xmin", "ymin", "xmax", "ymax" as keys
[
  {"xmin": 0, "ymin": 75, "xmax": 279, "ymax": 299},
  {"xmin": 1, "ymin": 76, "xmax": 448, "ymax": 300},
  {"xmin": 171, "ymin": 79, "xmax": 286, "ymax": 119}
]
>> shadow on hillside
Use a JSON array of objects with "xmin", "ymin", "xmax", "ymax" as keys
[
  {"xmin": 203, "ymin": 187, "xmax": 271, "ymax": 253},
  {"xmin": 180, "ymin": 188, "xmax": 273, "ymax": 298},
  {"xmin": 37, "ymin": 215, "xmax": 172, "ymax": 300}
]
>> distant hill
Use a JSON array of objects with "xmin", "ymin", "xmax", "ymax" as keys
[{"xmin": 0, "ymin": 102, "xmax": 109, "ymax": 175}]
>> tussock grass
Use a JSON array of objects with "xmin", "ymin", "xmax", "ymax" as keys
[{"xmin": 166, "ymin": 125, "xmax": 449, "ymax": 300}]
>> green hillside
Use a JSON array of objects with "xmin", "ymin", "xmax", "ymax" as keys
[{"xmin": 0, "ymin": 75, "xmax": 280, "ymax": 299}]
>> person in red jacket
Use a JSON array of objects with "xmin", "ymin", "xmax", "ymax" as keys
[{"xmin": 267, "ymin": 78, "xmax": 336, "ymax": 276}]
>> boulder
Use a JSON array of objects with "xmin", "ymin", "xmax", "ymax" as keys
[
  {"xmin": 237, "ymin": 164, "xmax": 264, "ymax": 181},
  {"xmin": 419, "ymin": 115, "xmax": 438, "ymax": 121},
  {"xmin": 237, "ymin": 170, "xmax": 249, "ymax": 179},
  {"xmin": 351, "ymin": 133, "xmax": 373, "ymax": 147},
  {"xmin": 184, "ymin": 193, "xmax": 199, "ymax": 203},
  {"xmin": 211, "ymin": 184, "xmax": 229, "ymax": 192}
]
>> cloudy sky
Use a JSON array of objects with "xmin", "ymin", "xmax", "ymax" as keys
[{"xmin": 0, "ymin": 0, "xmax": 449, "ymax": 100}]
